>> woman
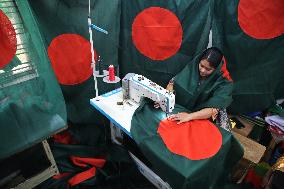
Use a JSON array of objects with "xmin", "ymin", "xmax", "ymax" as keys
[
  {"xmin": 168, "ymin": 47, "xmax": 233, "ymax": 124},
  {"xmin": 131, "ymin": 47, "xmax": 242, "ymax": 189}
]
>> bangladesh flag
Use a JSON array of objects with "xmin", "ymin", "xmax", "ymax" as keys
[
  {"xmin": 119, "ymin": 0, "xmax": 212, "ymax": 86},
  {"xmin": 212, "ymin": 0, "xmax": 284, "ymax": 114},
  {"xmin": 131, "ymin": 102, "xmax": 243, "ymax": 189}
]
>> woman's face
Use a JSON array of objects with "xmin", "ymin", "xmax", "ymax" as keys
[{"xmin": 199, "ymin": 59, "xmax": 215, "ymax": 78}]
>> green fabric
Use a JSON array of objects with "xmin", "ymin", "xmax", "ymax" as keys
[
  {"xmin": 0, "ymin": 0, "xmax": 66, "ymax": 159},
  {"xmin": 212, "ymin": 0, "xmax": 284, "ymax": 114},
  {"xmin": 253, "ymin": 162, "xmax": 270, "ymax": 177},
  {"xmin": 130, "ymin": 52, "xmax": 241, "ymax": 188},
  {"xmin": 36, "ymin": 142, "xmax": 155, "ymax": 189},
  {"xmin": 131, "ymin": 103, "xmax": 244, "ymax": 189},
  {"xmin": 268, "ymin": 104, "xmax": 284, "ymax": 117},
  {"xmin": 119, "ymin": 0, "xmax": 212, "ymax": 87},
  {"xmin": 174, "ymin": 53, "xmax": 233, "ymax": 111}
]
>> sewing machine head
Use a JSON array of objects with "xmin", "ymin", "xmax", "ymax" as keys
[{"xmin": 122, "ymin": 73, "xmax": 175, "ymax": 114}]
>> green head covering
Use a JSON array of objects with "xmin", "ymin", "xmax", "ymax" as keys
[{"xmin": 174, "ymin": 52, "xmax": 233, "ymax": 111}]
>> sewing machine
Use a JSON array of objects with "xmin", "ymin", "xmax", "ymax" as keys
[
  {"xmin": 90, "ymin": 74, "xmax": 175, "ymax": 189},
  {"xmin": 122, "ymin": 73, "xmax": 175, "ymax": 114}
]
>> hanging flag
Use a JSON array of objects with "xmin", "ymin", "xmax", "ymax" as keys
[
  {"xmin": 119, "ymin": 0, "xmax": 212, "ymax": 86},
  {"xmin": 29, "ymin": 0, "xmax": 121, "ymax": 124},
  {"xmin": 212, "ymin": 0, "xmax": 284, "ymax": 113}
]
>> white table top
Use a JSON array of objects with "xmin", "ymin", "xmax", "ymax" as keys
[{"xmin": 90, "ymin": 88, "xmax": 139, "ymax": 137}]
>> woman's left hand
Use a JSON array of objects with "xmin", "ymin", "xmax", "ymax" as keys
[{"xmin": 169, "ymin": 112, "xmax": 192, "ymax": 124}]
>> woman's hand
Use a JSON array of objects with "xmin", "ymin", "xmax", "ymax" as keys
[
  {"xmin": 154, "ymin": 79, "xmax": 174, "ymax": 109},
  {"xmin": 169, "ymin": 112, "xmax": 192, "ymax": 124},
  {"xmin": 166, "ymin": 79, "xmax": 174, "ymax": 92}
]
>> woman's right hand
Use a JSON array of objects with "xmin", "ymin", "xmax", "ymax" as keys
[
  {"xmin": 169, "ymin": 112, "xmax": 192, "ymax": 124},
  {"xmin": 166, "ymin": 81, "xmax": 174, "ymax": 92},
  {"xmin": 154, "ymin": 79, "xmax": 174, "ymax": 108}
]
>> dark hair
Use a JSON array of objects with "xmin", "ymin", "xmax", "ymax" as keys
[{"xmin": 200, "ymin": 47, "xmax": 223, "ymax": 68}]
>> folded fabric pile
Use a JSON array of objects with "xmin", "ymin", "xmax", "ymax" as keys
[{"xmin": 265, "ymin": 115, "xmax": 284, "ymax": 141}]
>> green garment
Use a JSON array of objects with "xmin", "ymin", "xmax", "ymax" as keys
[
  {"xmin": 131, "ymin": 54, "xmax": 243, "ymax": 188},
  {"xmin": 174, "ymin": 53, "xmax": 233, "ymax": 111}
]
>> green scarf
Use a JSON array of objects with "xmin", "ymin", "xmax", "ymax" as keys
[{"xmin": 174, "ymin": 53, "xmax": 233, "ymax": 111}]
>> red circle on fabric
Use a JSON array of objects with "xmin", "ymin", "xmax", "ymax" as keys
[
  {"xmin": 132, "ymin": 7, "xmax": 183, "ymax": 60},
  {"xmin": 48, "ymin": 34, "xmax": 96, "ymax": 85},
  {"xmin": 221, "ymin": 57, "xmax": 232, "ymax": 82},
  {"xmin": 238, "ymin": 0, "xmax": 284, "ymax": 39},
  {"xmin": 158, "ymin": 119, "xmax": 222, "ymax": 160},
  {"xmin": 0, "ymin": 10, "xmax": 17, "ymax": 69}
]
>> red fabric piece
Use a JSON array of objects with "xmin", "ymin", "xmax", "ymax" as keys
[
  {"xmin": 281, "ymin": 141, "xmax": 284, "ymax": 148},
  {"xmin": 52, "ymin": 131, "xmax": 78, "ymax": 145},
  {"xmin": 68, "ymin": 167, "xmax": 97, "ymax": 187},
  {"xmin": 53, "ymin": 172, "xmax": 71, "ymax": 179},
  {"xmin": 132, "ymin": 7, "xmax": 183, "ymax": 60},
  {"xmin": 158, "ymin": 119, "xmax": 222, "ymax": 160},
  {"xmin": 221, "ymin": 57, "xmax": 232, "ymax": 82},
  {"xmin": 67, "ymin": 156, "xmax": 106, "ymax": 188},
  {"xmin": 70, "ymin": 156, "xmax": 106, "ymax": 168},
  {"xmin": 238, "ymin": 0, "xmax": 284, "ymax": 39},
  {"xmin": 0, "ymin": 10, "xmax": 17, "ymax": 69},
  {"xmin": 269, "ymin": 125, "xmax": 284, "ymax": 135},
  {"xmin": 47, "ymin": 34, "xmax": 96, "ymax": 85},
  {"xmin": 244, "ymin": 169, "xmax": 262, "ymax": 189}
]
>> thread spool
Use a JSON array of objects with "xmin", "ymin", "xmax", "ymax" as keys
[
  {"xmin": 108, "ymin": 65, "xmax": 115, "ymax": 81},
  {"xmin": 93, "ymin": 56, "xmax": 108, "ymax": 77},
  {"xmin": 103, "ymin": 65, "xmax": 120, "ymax": 83}
]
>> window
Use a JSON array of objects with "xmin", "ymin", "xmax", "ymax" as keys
[{"xmin": 0, "ymin": 0, "xmax": 38, "ymax": 89}]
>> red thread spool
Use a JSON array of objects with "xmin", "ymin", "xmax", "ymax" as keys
[{"xmin": 108, "ymin": 65, "xmax": 115, "ymax": 81}]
